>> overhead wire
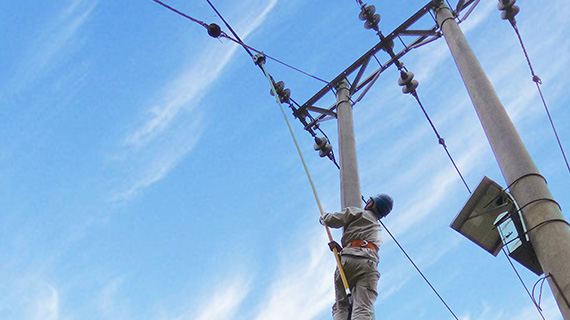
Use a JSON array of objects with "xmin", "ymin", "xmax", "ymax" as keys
[
  {"xmin": 151, "ymin": 0, "xmax": 209, "ymax": 28},
  {"xmin": 498, "ymin": 230, "xmax": 547, "ymax": 319},
  {"xmin": 201, "ymin": 0, "xmax": 356, "ymax": 298},
  {"xmin": 260, "ymin": 59, "xmax": 352, "ymax": 298},
  {"xmin": 375, "ymin": 202, "xmax": 461, "ymax": 320},
  {"xmin": 150, "ymin": 0, "xmax": 329, "ymax": 84},
  {"xmin": 210, "ymin": 0, "xmax": 464, "ymax": 314},
  {"xmin": 291, "ymin": 98, "xmax": 340, "ymax": 170},
  {"xmin": 355, "ymin": 0, "xmax": 471, "ymax": 194},
  {"xmin": 153, "ymin": 0, "xmax": 462, "ymax": 317},
  {"xmin": 503, "ymin": 14, "xmax": 570, "ymax": 174},
  {"xmin": 411, "ymin": 91, "xmax": 472, "ymax": 194},
  {"xmin": 533, "ymin": 275, "xmax": 550, "ymax": 312},
  {"xmin": 354, "ymin": 3, "xmax": 464, "ymax": 318}
]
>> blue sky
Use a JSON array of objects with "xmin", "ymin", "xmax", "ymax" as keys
[{"xmin": 1, "ymin": 0, "xmax": 569, "ymax": 319}]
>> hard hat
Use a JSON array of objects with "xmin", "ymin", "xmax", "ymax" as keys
[{"xmin": 368, "ymin": 194, "xmax": 393, "ymax": 219}]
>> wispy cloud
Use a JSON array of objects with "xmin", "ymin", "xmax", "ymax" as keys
[
  {"xmin": 158, "ymin": 275, "xmax": 251, "ymax": 320},
  {"xmin": 114, "ymin": 0, "xmax": 279, "ymax": 200},
  {"xmin": 9, "ymin": 0, "xmax": 96, "ymax": 92},
  {"xmin": 192, "ymin": 278, "xmax": 251, "ymax": 320},
  {"xmin": 96, "ymin": 276, "xmax": 129, "ymax": 319},
  {"xmin": 251, "ymin": 229, "xmax": 333, "ymax": 320},
  {"xmin": 31, "ymin": 282, "xmax": 60, "ymax": 320}
]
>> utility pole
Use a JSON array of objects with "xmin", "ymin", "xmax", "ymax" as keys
[
  {"xmin": 336, "ymin": 79, "xmax": 363, "ymax": 209},
  {"xmin": 434, "ymin": 1, "xmax": 570, "ymax": 318}
]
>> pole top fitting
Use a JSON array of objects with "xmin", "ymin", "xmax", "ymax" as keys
[
  {"xmin": 336, "ymin": 78, "xmax": 350, "ymax": 90},
  {"xmin": 253, "ymin": 53, "xmax": 266, "ymax": 66}
]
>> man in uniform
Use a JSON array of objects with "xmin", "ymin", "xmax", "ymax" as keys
[{"xmin": 319, "ymin": 194, "xmax": 393, "ymax": 320}]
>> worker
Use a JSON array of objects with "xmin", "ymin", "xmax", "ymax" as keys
[{"xmin": 319, "ymin": 194, "xmax": 393, "ymax": 320}]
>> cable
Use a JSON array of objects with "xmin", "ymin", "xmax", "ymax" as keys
[
  {"xmin": 151, "ymin": 0, "xmax": 209, "ymax": 28},
  {"xmin": 257, "ymin": 57, "xmax": 353, "ymax": 299},
  {"xmin": 374, "ymin": 210, "xmax": 460, "ymax": 320},
  {"xmin": 500, "ymin": 245, "xmax": 546, "ymax": 319},
  {"xmin": 204, "ymin": 0, "xmax": 255, "ymax": 58},
  {"xmin": 150, "ymin": 0, "xmax": 329, "ymax": 84},
  {"xmin": 355, "ymin": 3, "xmax": 471, "ymax": 195},
  {"xmin": 533, "ymin": 275, "xmax": 550, "ymax": 312},
  {"xmin": 501, "ymin": 5, "xmax": 570, "ymax": 174},
  {"xmin": 204, "ymin": 0, "xmax": 333, "ymax": 84},
  {"xmin": 410, "ymin": 92, "xmax": 472, "ymax": 194},
  {"xmin": 216, "ymin": 36, "xmax": 329, "ymax": 84}
]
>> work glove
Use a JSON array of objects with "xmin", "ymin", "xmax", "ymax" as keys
[{"xmin": 328, "ymin": 241, "xmax": 343, "ymax": 253}]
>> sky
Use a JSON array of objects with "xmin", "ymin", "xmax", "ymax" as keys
[{"xmin": 0, "ymin": 0, "xmax": 569, "ymax": 319}]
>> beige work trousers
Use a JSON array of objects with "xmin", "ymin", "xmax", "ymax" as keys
[{"xmin": 332, "ymin": 255, "xmax": 380, "ymax": 320}]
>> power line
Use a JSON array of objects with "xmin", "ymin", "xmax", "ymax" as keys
[
  {"xmin": 381, "ymin": 219, "xmax": 460, "ymax": 320},
  {"xmin": 395, "ymin": 67, "xmax": 472, "ymax": 194},
  {"xmin": 513, "ymin": 23, "xmax": 570, "ymax": 175},
  {"xmin": 366, "ymin": 198, "xmax": 461, "ymax": 320},
  {"xmin": 411, "ymin": 90, "xmax": 472, "ymax": 194},
  {"xmin": 204, "ymin": 0, "xmax": 254, "ymax": 58},
  {"xmin": 499, "ymin": 235, "xmax": 547, "ymax": 319},
  {"xmin": 202, "ymin": 2, "xmax": 462, "ymax": 318},
  {"xmin": 150, "ymin": 0, "xmax": 329, "ymax": 84},
  {"xmin": 498, "ymin": 0, "xmax": 570, "ymax": 174},
  {"xmin": 151, "ymin": 0, "xmax": 209, "ymax": 28}
]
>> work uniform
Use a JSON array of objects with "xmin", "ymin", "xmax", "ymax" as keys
[{"xmin": 321, "ymin": 206, "xmax": 382, "ymax": 320}]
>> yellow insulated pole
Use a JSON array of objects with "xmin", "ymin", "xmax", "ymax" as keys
[{"xmin": 257, "ymin": 59, "xmax": 352, "ymax": 297}]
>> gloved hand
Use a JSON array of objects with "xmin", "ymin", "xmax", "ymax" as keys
[
  {"xmin": 319, "ymin": 216, "xmax": 326, "ymax": 226},
  {"xmin": 328, "ymin": 241, "xmax": 342, "ymax": 253}
]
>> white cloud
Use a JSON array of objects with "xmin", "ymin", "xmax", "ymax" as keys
[
  {"xmin": 96, "ymin": 276, "xmax": 129, "ymax": 319},
  {"xmin": 33, "ymin": 283, "xmax": 60, "ymax": 320},
  {"xmin": 11, "ymin": 0, "xmax": 96, "ymax": 91},
  {"xmin": 176, "ymin": 277, "xmax": 251, "ymax": 320},
  {"xmin": 251, "ymin": 227, "xmax": 334, "ymax": 320},
  {"xmin": 114, "ymin": 0, "xmax": 279, "ymax": 200},
  {"xmin": 112, "ymin": 115, "xmax": 205, "ymax": 201}
]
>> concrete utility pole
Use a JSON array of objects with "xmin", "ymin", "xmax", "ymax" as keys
[
  {"xmin": 336, "ymin": 79, "xmax": 363, "ymax": 209},
  {"xmin": 434, "ymin": 2, "xmax": 570, "ymax": 318}
]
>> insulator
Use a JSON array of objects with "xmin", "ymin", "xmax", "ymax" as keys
[
  {"xmin": 398, "ymin": 71, "xmax": 415, "ymax": 86},
  {"xmin": 359, "ymin": 5, "xmax": 376, "ymax": 21},
  {"xmin": 398, "ymin": 71, "xmax": 418, "ymax": 94},
  {"xmin": 364, "ymin": 14, "xmax": 380, "ymax": 29},
  {"xmin": 497, "ymin": 0, "xmax": 516, "ymax": 11},
  {"xmin": 500, "ymin": 5, "xmax": 519, "ymax": 21},
  {"xmin": 402, "ymin": 80, "xmax": 419, "ymax": 94},
  {"xmin": 314, "ymin": 137, "xmax": 332, "ymax": 157},
  {"xmin": 280, "ymin": 88, "xmax": 291, "ymax": 104},
  {"xmin": 270, "ymin": 81, "xmax": 284, "ymax": 97},
  {"xmin": 275, "ymin": 81, "xmax": 285, "ymax": 92},
  {"xmin": 207, "ymin": 23, "xmax": 221, "ymax": 38},
  {"xmin": 314, "ymin": 137, "xmax": 328, "ymax": 150},
  {"xmin": 319, "ymin": 144, "xmax": 333, "ymax": 157}
]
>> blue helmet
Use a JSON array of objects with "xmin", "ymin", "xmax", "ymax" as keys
[{"xmin": 368, "ymin": 194, "xmax": 393, "ymax": 219}]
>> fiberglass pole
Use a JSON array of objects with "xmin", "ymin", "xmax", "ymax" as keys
[
  {"xmin": 336, "ymin": 79, "xmax": 363, "ymax": 210},
  {"xmin": 433, "ymin": 2, "xmax": 570, "ymax": 318}
]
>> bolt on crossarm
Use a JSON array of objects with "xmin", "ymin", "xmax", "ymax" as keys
[{"xmin": 432, "ymin": 1, "xmax": 570, "ymax": 318}]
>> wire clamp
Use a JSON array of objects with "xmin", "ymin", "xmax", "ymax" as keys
[{"xmin": 253, "ymin": 53, "xmax": 266, "ymax": 66}]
